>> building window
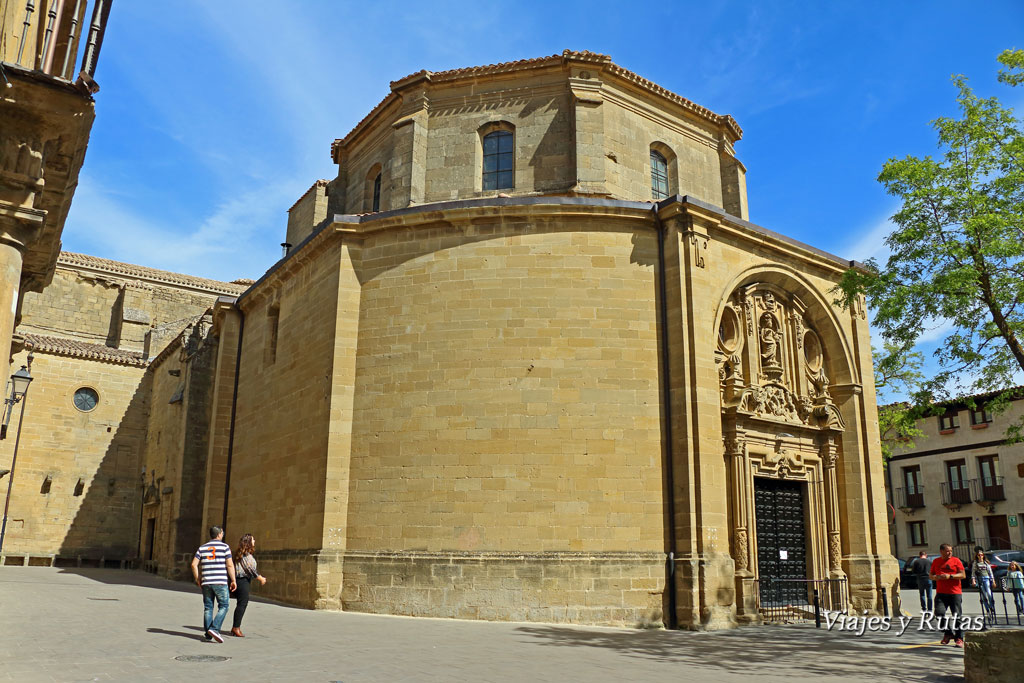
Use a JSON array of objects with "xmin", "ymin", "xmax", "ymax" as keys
[
  {"xmin": 902, "ymin": 466, "xmax": 923, "ymax": 507},
  {"xmin": 650, "ymin": 150, "xmax": 669, "ymax": 200},
  {"xmin": 953, "ymin": 517, "xmax": 974, "ymax": 545},
  {"xmin": 73, "ymin": 387, "xmax": 99, "ymax": 412},
  {"xmin": 945, "ymin": 459, "xmax": 970, "ymax": 504},
  {"xmin": 372, "ymin": 173, "xmax": 381, "ymax": 212},
  {"xmin": 908, "ymin": 521, "xmax": 927, "ymax": 546},
  {"xmin": 970, "ymin": 405, "xmax": 993, "ymax": 426},
  {"xmin": 482, "ymin": 130, "xmax": 514, "ymax": 190},
  {"xmin": 939, "ymin": 410, "xmax": 960, "ymax": 432}
]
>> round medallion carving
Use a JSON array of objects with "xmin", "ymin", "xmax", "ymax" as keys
[
  {"xmin": 718, "ymin": 306, "xmax": 742, "ymax": 354},
  {"xmin": 804, "ymin": 329, "xmax": 823, "ymax": 373}
]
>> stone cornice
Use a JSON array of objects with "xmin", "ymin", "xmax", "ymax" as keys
[
  {"xmin": 331, "ymin": 50, "xmax": 742, "ymax": 160},
  {"xmin": 57, "ymin": 252, "xmax": 249, "ymax": 297},
  {"xmin": 238, "ymin": 195, "xmax": 862, "ymax": 310},
  {"xmin": 21, "ymin": 333, "xmax": 148, "ymax": 367}
]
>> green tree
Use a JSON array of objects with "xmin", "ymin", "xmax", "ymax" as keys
[
  {"xmin": 873, "ymin": 343, "xmax": 925, "ymax": 460},
  {"xmin": 837, "ymin": 49, "xmax": 1024, "ymax": 427}
]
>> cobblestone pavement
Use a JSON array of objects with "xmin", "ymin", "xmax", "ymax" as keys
[{"xmin": 1, "ymin": 568, "xmax": 1008, "ymax": 682}]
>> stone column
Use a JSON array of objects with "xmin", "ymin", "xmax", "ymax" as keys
[
  {"xmin": 0, "ymin": 211, "xmax": 41, "ymax": 382},
  {"xmin": 818, "ymin": 432, "xmax": 845, "ymax": 579},
  {"xmin": 569, "ymin": 72, "xmax": 606, "ymax": 196},
  {"xmin": 662, "ymin": 202, "xmax": 736, "ymax": 630},
  {"xmin": 726, "ymin": 430, "xmax": 757, "ymax": 621},
  {"xmin": 389, "ymin": 88, "xmax": 429, "ymax": 209}
]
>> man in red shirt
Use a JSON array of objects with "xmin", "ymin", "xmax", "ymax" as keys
[{"xmin": 930, "ymin": 543, "xmax": 967, "ymax": 647}]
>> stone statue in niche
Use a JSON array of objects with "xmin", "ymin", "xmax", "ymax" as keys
[{"xmin": 759, "ymin": 312, "xmax": 782, "ymax": 371}]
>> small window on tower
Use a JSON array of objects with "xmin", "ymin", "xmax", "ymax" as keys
[
  {"xmin": 650, "ymin": 150, "xmax": 669, "ymax": 200},
  {"xmin": 482, "ymin": 130, "xmax": 514, "ymax": 191}
]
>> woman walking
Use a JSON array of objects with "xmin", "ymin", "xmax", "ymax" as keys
[
  {"xmin": 230, "ymin": 533, "xmax": 267, "ymax": 637},
  {"xmin": 970, "ymin": 549, "xmax": 996, "ymax": 616}
]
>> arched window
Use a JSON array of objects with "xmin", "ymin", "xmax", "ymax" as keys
[
  {"xmin": 372, "ymin": 172, "xmax": 382, "ymax": 212},
  {"xmin": 650, "ymin": 150, "xmax": 669, "ymax": 200},
  {"xmin": 482, "ymin": 130, "xmax": 514, "ymax": 191}
]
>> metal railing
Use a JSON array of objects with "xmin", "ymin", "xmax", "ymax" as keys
[
  {"xmin": 969, "ymin": 476, "xmax": 1005, "ymax": 502},
  {"xmin": 753, "ymin": 577, "xmax": 848, "ymax": 625},
  {"xmin": 940, "ymin": 481, "xmax": 971, "ymax": 506},
  {"xmin": 3, "ymin": 0, "xmax": 112, "ymax": 82},
  {"xmin": 894, "ymin": 486, "xmax": 925, "ymax": 509}
]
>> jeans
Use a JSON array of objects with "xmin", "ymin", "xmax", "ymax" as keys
[
  {"xmin": 917, "ymin": 577, "xmax": 933, "ymax": 611},
  {"xmin": 977, "ymin": 578, "xmax": 995, "ymax": 613},
  {"xmin": 934, "ymin": 592, "xmax": 964, "ymax": 641},
  {"xmin": 232, "ymin": 576, "xmax": 251, "ymax": 629},
  {"xmin": 202, "ymin": 584, "xmax": 230, "ymax": 634},
  {"xmin": 1013, "ymin": 589, "xmax": 1024, "ymax": 614}
]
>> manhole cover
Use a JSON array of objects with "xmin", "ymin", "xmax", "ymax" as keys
[{"xmin": 174, "ymin": 655, "xmax": 230, "ymax": 663}]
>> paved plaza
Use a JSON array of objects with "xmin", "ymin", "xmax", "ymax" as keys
[{"xmin": 0, "ymin": 567, "xmax": 1012, "ymax": 682}]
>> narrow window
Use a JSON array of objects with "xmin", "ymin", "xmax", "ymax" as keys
[
  {"xmin": 953, "ymin": 517, "xmax": 973, "ymax": 544},
  {"xmin": 908, "ymin": 521, "xmax": 927, "ymax": 546},
  {"xmin": 266, "ymin": 304, "xmax": 280, "ymax": 366},
  {"xmin": 482, "ymin": 131, "xmax": 514, "ymax": 190},
  {"xmin": 650, "ymin": 150, "xmax": 669, "ymax": 200},
  {"xmin": 372, "ymin": 173, "xmax": 382, "ymax": 212},
  {"xmin": 939, "ymin": 410, "xmax": 959, "ymax": 432}
]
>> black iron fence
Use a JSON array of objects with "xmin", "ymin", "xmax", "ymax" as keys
[
  {"xmin": 940, "ymin": 481, "xmax": 971, "ymax": 505},
  {"xmin": 753, "ymin": 577, "xmax": 848, "ymax": 625}
]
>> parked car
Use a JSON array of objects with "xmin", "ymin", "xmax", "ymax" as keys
[
  {"xmin": 984, "ymin": 549, "xmax": 1024, "ymax": 583},
  {"xmin": 901, "ymin": 554, "xmax": 940, "ymax": 589}
]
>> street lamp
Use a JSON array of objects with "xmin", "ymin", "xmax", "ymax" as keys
[{"xmin": 0, "ymin": 357, "xmax": 34, "ymax": 554}]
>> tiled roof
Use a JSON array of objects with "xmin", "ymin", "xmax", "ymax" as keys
[
  {"xmin": 57, "ymin": 253, "xmax": 249, "ymax": 295},
  {"xmin": 23, "ymin": 334, "xmax": 149, "ymax": 367},
  {"xmin": 331, "ymin": 50, "xmax": 741, "ymax": 157}
]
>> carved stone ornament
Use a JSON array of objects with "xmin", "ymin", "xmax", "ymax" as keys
[
  {"xmin": 735, "ymin": 528, "xmax": 749, "ymax": 571},
  {"xmin": 755, "ymin": 447, "xmax": 807, "ymax": 478},
  {"xmin": 737, "ymin": 382, "xmax": 801, "ymax": 423},
  {"xmin": 829, "ymin": 532, "xmax": 842, "ymax": 570}
]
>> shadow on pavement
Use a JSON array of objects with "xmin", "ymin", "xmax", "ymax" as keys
[
  {"xmin": 147, "ymin": 627, "xmax": 204, "ymax": 641},
  {"xmin": 58, "ymin": 568, "xmax": 197, "ymax": 594},
  {"xmin": 513, "ymin": 624, "xmax": 965, "ymax": 682}
]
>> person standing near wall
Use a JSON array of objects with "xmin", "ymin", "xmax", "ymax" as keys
[
  {"xmin": 930, "ymin": 543, "xmax": 967, "ymax": 647},
  {"xmin": 190, "ymin": 526, "xmax": 237, "ymax": 643},
  {"xmin": 1004, "ymin": 561, "xmax": 1024, "ymax": 614},
  {"xmin": 911, "ymin": 551, "xmax": 933, "ymax": 612},
  {"xmin": 230, "ymin": 533, "xmax": 267, "ymax": 638}
]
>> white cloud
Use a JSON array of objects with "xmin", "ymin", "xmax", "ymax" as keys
[
  {"xmin": 62, "ymin": 176, "xmax": 303, "ymax": 283},
  {"xmin": 843, "ymin": 213, "xmax": 895, "ymax": 264}
]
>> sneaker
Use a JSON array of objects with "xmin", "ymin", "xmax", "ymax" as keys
[
  {"xmin": 203, "ymin": 631, "xmax": 213, "ymax": 641},
  {"xmin": 208, "ymin": 629, "xmax": 224, "ymax": 643},
  {"xmin": 954, "ymin": 638, "xmax": 964, "ymax": 648},
  {"xmin": 940, "ymin": 635, "xmax": 951, "ymax": 645}
]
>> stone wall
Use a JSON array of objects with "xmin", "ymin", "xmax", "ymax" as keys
[
  {"xmin": 0, "ymin": 254, "xmax": 245, "ymax": 565},
  {"xmin": 0, "ymin": 349, "xmax": 149, "ymax": 561},
  {"xmin": 965, "ymin": 629, "xmax": 1024, "ymax": 682}
]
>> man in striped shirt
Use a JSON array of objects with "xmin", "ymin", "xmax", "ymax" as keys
[{"xmin": 190, "ymin": 526, "xmax": 237, "ymax": 643}]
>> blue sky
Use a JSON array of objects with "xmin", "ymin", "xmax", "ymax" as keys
[{"xmin": 64, "ymin": 1, "xmax": 1023, "ymax": 394}]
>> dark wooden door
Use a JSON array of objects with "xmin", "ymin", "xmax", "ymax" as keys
[
  {"xmin": 986, "ymin": 516, "xmax": 1011, "ymax": 549},
  {"xmin": 946, "ymin": 459, "xmax": 970, "ymax": 504},
  {"xmin": 755, "ymin": 477, "xmax": 807, "ymax": 603}
]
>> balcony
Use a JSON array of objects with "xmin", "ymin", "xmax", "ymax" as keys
[
  {"xmin": 971, "ymin": 476, "xmax": 1005, "ymax": 502},
  {"xmin": 2, "ymin": 0, "xmax": 110, "ymax": 82},
  {"xmin": 894, "ymin": 486, "xmax": 925, "ymax": 510},
  {"xmin": 940, "ymin": 481, "xmax": 971, "ymax": 508}
]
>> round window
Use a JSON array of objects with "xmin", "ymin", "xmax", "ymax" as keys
[
  {"xmin": 718, "ymin": 306, "xmax": 742, "ymax": 354},
  {"xmin": 804, "ymin": 329, "xmax": 824, "ymax": 373},
  {"xmin": 73, "ymin": 387, "xmax": 99, "ymax": 412}
]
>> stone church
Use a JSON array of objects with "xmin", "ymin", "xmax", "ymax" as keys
[{"xmin": 0, "ymin": 50, "xmax": 898, "ymax": 629}]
